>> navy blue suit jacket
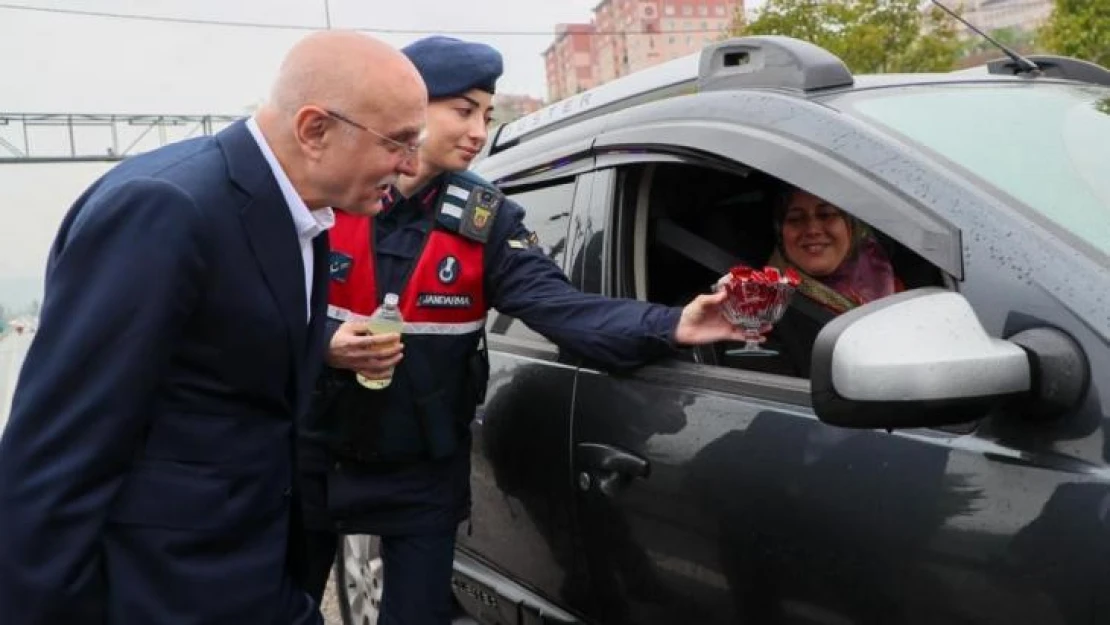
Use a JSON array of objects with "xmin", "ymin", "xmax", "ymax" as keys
[{"xmin": 0, "ymin": 121, "xmax": 329, "ymax": 624}]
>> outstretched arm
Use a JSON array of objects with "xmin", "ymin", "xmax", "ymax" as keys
[{"xmin": 486, "ymin": 200, "xmax": 744, "ymax": 370}]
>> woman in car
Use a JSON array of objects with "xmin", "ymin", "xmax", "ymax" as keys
[
  {"xmin": 721, "ymin": 187, "xmax": 904, "ymax": 377},
  {"xmin": 770, "ymin": 187, "xmax": 902, "ymax": 314}
]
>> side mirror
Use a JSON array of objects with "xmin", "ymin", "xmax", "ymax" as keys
[{"xmin": 811, "ymin": 289, "xmax": 1031, "ymax": 429}]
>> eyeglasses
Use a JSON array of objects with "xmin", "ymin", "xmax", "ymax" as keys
[{"xmin": 324, "ymin": 109, "xmax": 425, "ymax": 156}]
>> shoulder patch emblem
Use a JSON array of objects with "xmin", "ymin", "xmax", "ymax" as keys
[
  {"xmin": 472, "ymin": 206, "xmax": 492, "ymax": 231},
  {"xmin": 459, "ymin": 187, "xmax": 502, "ymax": 243}
]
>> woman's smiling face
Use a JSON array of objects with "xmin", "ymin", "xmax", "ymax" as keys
[
  {"xmin": 780, "ymin": 190, "xmax": 852, "ymax": 277},
  {"xmin": 420, "ymin": 89, "xmax": 494, "ymax": 174}
]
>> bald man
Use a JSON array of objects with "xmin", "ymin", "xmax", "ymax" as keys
[{"xmin": 0, "ymin": 31, "xmax": 426, "ymax": 625}]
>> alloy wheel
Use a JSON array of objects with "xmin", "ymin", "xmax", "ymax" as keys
[{"xmin": 335, "ymin": 535, "xmax": 383, "ymax": 625}]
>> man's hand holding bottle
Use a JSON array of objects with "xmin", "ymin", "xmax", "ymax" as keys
[
  {"xmin": 327, "ymin": 321, "xmax": 404, "ymax": 385},
  {"xmin": 328, "ymin": 293, "xmax": 406, "ymax": 389}
]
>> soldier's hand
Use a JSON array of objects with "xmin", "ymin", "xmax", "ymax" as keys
[
  {"xmin": 674, "ymin": 288, "xmax": 765, "ymax": 346},
  {"xmin": 327, "ymin": 320, "xmax": 404, "ymax": 374}
]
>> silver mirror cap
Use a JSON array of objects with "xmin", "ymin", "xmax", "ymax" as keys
[
  {"xmin": 830, "ymin": 290, "xmax": 1031, "ymax": 402},
  {"xmin": 811, "ymin": 288, "xmax": 1034, "ymax": 429}
]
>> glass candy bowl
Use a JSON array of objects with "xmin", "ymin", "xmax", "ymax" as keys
[{"xmin": 718, "ymin": 266, "xmax": 801, "ymax": 356}]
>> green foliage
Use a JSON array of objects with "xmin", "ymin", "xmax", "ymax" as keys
[
  {"xmin": 964, "ymin": 27, "xmax": 1036, "ymax": 56},
  {"xmin": 729, "ymin": 0, "xmax": 963, "ymax": 73},
  {"xmin": 1039, "ymin": 0, "xmax": 1110, "ymax": 68}
]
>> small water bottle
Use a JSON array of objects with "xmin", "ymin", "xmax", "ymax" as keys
[{"xmin": 356, "ymin": 293, "xmax": 404, "ymax": 390}]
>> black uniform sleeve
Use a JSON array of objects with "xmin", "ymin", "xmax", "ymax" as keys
[{"xmin": 485, "ymin": 199, "xmax": 682, "ymax": 370}]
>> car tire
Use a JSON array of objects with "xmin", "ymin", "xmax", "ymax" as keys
[{"xmin": 334, "ymin": 535, "xmax": 384, "ymax": 625}]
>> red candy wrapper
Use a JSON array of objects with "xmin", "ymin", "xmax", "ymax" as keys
[
  {"xmin": 723, "ymin": 265, "xmax": 801, "ymax": 292},
  {"xmin": 784, "ymin": 267, "xmax": 801, "ymax": 287},
  {"xmin": 718, "ymin": 265, "xmax": 800, "ymax": 355},
  {"xmin": 720, "ymin": 265, "xmax": 799, "ymax": 325}
]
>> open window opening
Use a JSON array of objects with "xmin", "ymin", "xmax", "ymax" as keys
[{"xmin": 617, "ymin": 161, "xmax": 951, "ymax": 379}]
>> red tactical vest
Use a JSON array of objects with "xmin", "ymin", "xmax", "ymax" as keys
[
  {"xmin": 325, "ymin": 212, "xmax": 486, "ymax": 332},
  {"xmin": 316, "ymin": 172, "xmax": 501, "ymax": 461}
]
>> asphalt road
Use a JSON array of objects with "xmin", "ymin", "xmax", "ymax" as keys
[
  {"xmin": 0, "ymin": 330, "xmax": 32, "ymax": 433},
  {"xmin": 322, "ymin": 574, "xmax": 343, "ymax": 625}
]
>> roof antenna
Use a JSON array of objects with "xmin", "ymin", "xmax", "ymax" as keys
[{"xmin": 930, "ymin": 0, "xmax": 1041, "ymax": 75}]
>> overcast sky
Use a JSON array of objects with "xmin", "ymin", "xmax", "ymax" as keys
[
  {"xmin": 1, "ymin": 0, "xmax": 631, "ymax": 111},
  {"xmin": 0, "ymin": 0, "xmax": 760, "ymax": 310}
]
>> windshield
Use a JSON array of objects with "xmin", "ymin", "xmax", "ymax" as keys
[{"xmin": 844, "ymin": 83, "xmax": 1110, "ymax": 258}]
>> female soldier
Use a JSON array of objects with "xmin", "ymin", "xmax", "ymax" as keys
[{"xmin": 300, "ymin": 36, "xmax": 747, "ymax": 625}]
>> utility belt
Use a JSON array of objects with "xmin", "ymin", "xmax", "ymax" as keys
[{"xmin": 309, "ymin": 333, "xmax": 489, "ymax": 464}]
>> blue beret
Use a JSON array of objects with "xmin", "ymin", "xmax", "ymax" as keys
[{"xmin": 402, "ymin": 36, "xmax": 503, "ymax": 98}]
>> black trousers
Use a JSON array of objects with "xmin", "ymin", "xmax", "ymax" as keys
[
  {"xmin": 302, "ymin": 529, "xmax": 458, "ymax": 625},
  {"xmin": 302, "ymin": 530, "xmax": 339, "ymax": 605}
]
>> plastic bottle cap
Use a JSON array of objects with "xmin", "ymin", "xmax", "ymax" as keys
[{"xmin": 383, "ymin": 293, "xmax": 400, "ymax": 307}]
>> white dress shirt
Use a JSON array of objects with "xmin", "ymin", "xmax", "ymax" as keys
[{"xmin": 245, "ymin": 117, "xmax": 335, "ymax": 322}]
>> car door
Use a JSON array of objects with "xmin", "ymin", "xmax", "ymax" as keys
[
  {"xmin": 566, "ymin": 136, "xmax": 1106, "ymax": 625},
  {"xmin": 458, "ymin": 172, "xmax": 590, "ymax": 618}
]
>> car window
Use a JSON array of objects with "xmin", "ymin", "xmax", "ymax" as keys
[
  {"xmin": 845, "ymin": 83, "xmax": 1110, "ymax": 263},
  {"xmin": 486, "ymin": 179, "xmax": 576, "ymax": 344},
  {"xmin": 505, "ymin": 182, "xmax": 574, "ymax": 270},
  {"xmin": 621, "ymin": 161, "xmax": 946, "ymax": 379}
]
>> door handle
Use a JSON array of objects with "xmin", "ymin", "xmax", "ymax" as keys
[{"xmin": 576, "ymin": 443, "xmax": 650, "ymax": 497}]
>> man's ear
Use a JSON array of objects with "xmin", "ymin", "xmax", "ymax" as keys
[{"xmin": 293, "ymin": 106, "xmax": 331, "ymax": 158}]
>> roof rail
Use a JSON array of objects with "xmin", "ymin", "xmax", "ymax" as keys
[
  {"xmin": 987, "ymin": 54, "xmax": 1110, "ymax": 87},
  {"xmin": 492, "ymin": 36, "xmax": 853, "ymax": 152}
]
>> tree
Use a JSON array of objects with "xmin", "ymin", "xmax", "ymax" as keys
[
  {"xmin": 728, "ymin": 0, "xmax": 963, "ymax": 74},
  {"xmin": 965, "ymin": 27, "xmax": 1036, "ymax": 56},
  {"xmin": 1039, "ymin": 0, "xmax": 1110, "ymax": 68}
]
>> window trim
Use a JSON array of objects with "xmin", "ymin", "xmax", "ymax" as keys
[
  {"xmin": 632, "ymin": 163, "xmax": 656, "ymax": 301},
  {"xmin": 494, "ymin": 151, "xmax": 596, "ymax": 191},
  {"xmin": 567, "ymin": 170, "xmax": 603, "ymax": 292},
  {"xmin": 579, "ymin": 345, "xmax": 814, "ymax": 407},
  {"xmin": 595, "ymin": 121, "xmax": 964, "ymax": 279},
  {"xmin": 570, "ymin": 169, "xmax": 619, "ymax": 296},
  {"xmin": 484, "ymin": 331, "xmax": 561, "ymax": 360}
]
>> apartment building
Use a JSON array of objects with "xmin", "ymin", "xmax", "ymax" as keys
[
  {"xmin": 544, "ymin": 0, "xmax": 743, "ymax": 102},
  {"xmin": 543, "ymin": 23, "xmax": 600, "ymax": 103},
  {"xmin": 957, "ymin": 0, "xmax": 1054, "ymax": 34},
  {"xmin": 491, "ymin": 93, "xmax": 544, "ymax": 125}
]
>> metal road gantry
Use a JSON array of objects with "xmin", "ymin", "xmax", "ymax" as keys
[{"xmin": 0, "ymin": 112, "xmax": 243, "ymax": 164}]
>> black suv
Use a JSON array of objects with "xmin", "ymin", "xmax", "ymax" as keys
[{"xmin": 337, "ymin": 36, "xmax": 1110, "ymax": 625}]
